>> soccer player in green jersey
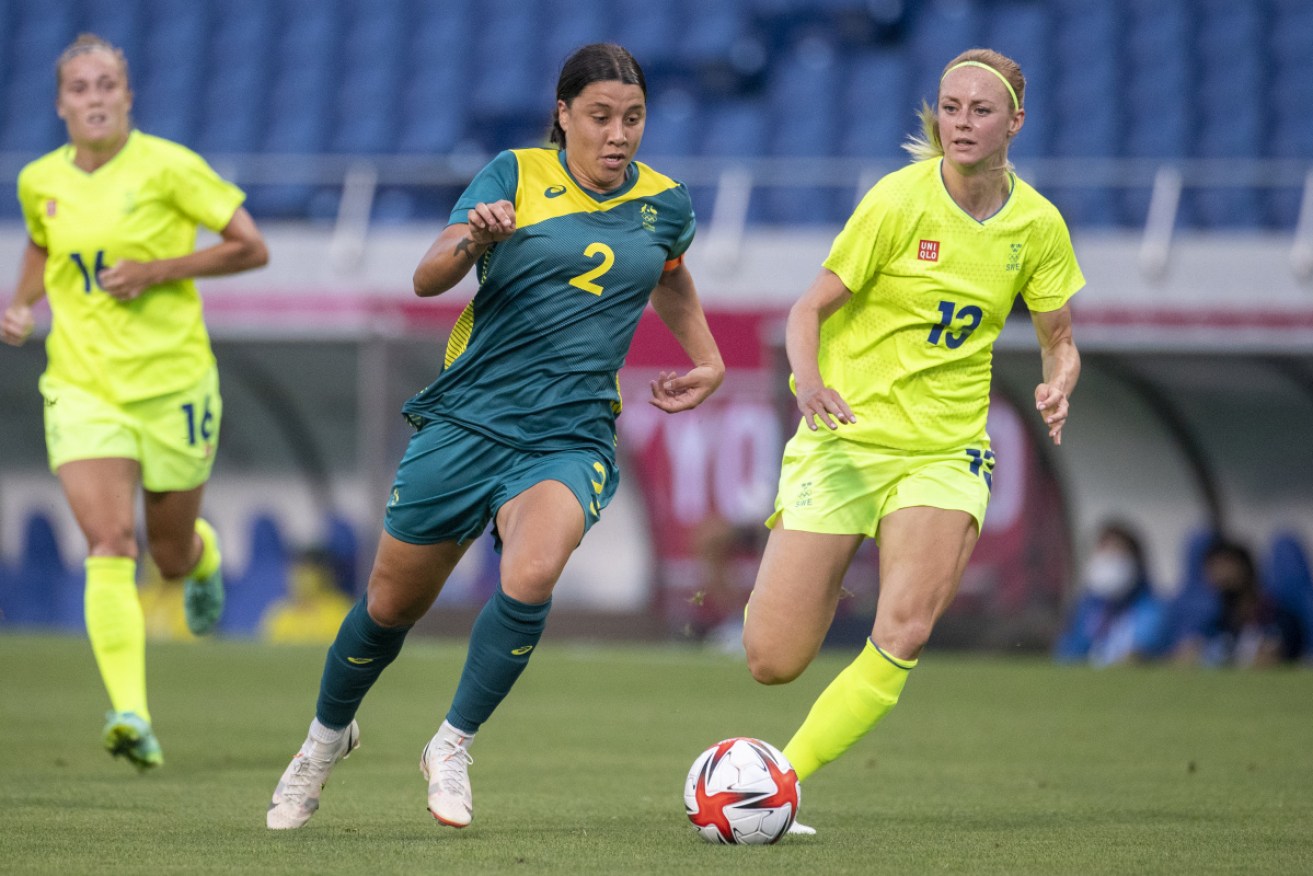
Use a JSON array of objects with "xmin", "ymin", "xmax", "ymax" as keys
[
  {"xmin": 1, "ymin": 35, "xmax": 268, "ymax": 770},
  {"xmin": 267, "ymin": 43, "xmax": 724, "ymax": 831},
  {"xmin": 742, "ymin": 48, "xmax": 1084, "ymax": 826}
]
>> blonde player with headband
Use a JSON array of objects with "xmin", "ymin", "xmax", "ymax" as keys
[
  {"xmin": 1, "ymin": 34, "xmax": 267, "ymax": 769},
  {"xmin": 743, "ymin": 48, "xmax": 1083, "ymax": 821}
]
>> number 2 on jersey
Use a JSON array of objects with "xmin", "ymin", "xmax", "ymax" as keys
[
  {"xmin": 71, "ymin": 249, "xmax": 108, "ymax": 293},
  {"xmin": 927, "ymin": 299, "xmax": 983, "ymax": 349},
  {"xmin": 568, "ymin": 242, "xmax": 615, "ymax": 296}
]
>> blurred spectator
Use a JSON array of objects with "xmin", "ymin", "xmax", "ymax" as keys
[
  {"xmin": 1055, "ymin": 521, "xmax": 1168, "ymax": 665},
  {"xmin": 687, "ymin": 513, "xmax": 760, "ymax": 652},
  {"xmin": 1172, "ymin": 539, "xmax": 1291, "ymax": 668},
  {"xmin": 260, "ymin": 549, "xmax": 354, "ymax": 644}
]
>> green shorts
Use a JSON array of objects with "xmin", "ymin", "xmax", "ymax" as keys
[
  {"xmin": 766, "ymin": 424, "xmax": 993, "ymax": 540},
  {"xmin": 39, "ymin": 366, "xmax": 222, "ymax": 493},
  {"xmin": 383, "ymin": 417, "xmax": 619, "ymax": 550}
]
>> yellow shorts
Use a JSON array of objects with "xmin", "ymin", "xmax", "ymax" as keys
[
  {"xmin": 766, "ymin": 425, "xmax": 993, "ymax": 540},
  {"xmin": 40, "ymin": 365, "xmax": 222, "ymax": 493}
]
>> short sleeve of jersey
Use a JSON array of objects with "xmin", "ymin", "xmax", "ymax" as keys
[
  {"xmin": 1020, "ymin": 208, "xmax": 1084, "ymax": 313},
  {"xmin": 822, "ymin": 181, "xmax": 897, "ymax": 293},
  {"xmin": 163, "ymin": 144, "xmax": 246, "ymax": 232},
  {"xmin": 668, "ymin": 184, "xmax": 696, "ymax": 260},
  {"xmin": 449, "ymin": 151, "xmax": 519, "ymax": 225},
  {"xmin": 17, "ymin": 167, "xmax": 48, "ymax": 248}
]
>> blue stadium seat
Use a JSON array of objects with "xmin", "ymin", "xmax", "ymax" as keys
[
  {"xmin": 469, "ymin": 0, "xmax": 548, "ymax": 119},
  {"xmin": 640, "ymin": 87, "xmax": 701, "ymax": 161},
  {"xmin": 611, "ymin": 0, "xmax": 683, "ymax": 65},
  {"xmin": 539, "ymin": 0, "xmax": 619, "ymax": 71},
  {"xmin": 839, "ymin": 49, "xmax": 912, "ymax": 160},
  {"xmin": 332, "ymin": 65, "xmax": 403, "ymax": 153},
  {"xmin": 3, "ymin": 511, "xmax": 69, "ymax": 627},
  {"xmin": 397, "ymin": 70, "xmax": 467, "ymax": 154},
  {"xmin": 1, "ymin": 73, "xmax": 63, "ymax": 152},
  {"xmin": 980, "ymin": 2, "xmax": 1055, "ymax": 160},
  {"xmin": 79, "ymin": 0, "xmax": 146, "ymax": 67},
  {"xmin": 765, "ymin": 34, "xmax": 844, "ymax": 223},
  {"xmin": 323, "ymin": 513, "xmax": 360, "ymax": 596},
  {"xmin": 220, "ymin": 513, "xmax": 289, "ymax": 636},
  {"xmin": 699, "ymin": 97, "xmax": 768, "ymax": 158},
  {"xmin": 905, "ymin": 0, "xmax": 982, "ymax": 95}
]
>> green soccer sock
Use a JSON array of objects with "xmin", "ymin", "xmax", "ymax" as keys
[
  {"xmin": 84, "ymin": 557, "xmax": 150, "ymax": 723},
  {"xmin": 315, "ymin": 596, "xmax": 412, "ymax": 729},
  {"xmin": 446, "ymin": 586, "xmax": 551, "ymax": 734},
  {"xmin": 782, "ymin": 639, "xmax": 916, "ymax": 781}
]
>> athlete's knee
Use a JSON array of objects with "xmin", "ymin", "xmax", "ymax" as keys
[
  {"xmin": 874, "ymin": 616, "xmax": 933, "ymax": 662},
  {"xmin": 744, "ymin": 636, "xmax": 809, "ymax": 686},
  {"xmin": 86, "ymin": 525, "xmax": 139, "ymax": 563},
  {"xmin": 500, "ymin": 557, "xmax": 563, "ymax": 604},
  {"xmin": 148, "ymin": 531, "xmax": 198, "ymax": 579},
  {"xmin": 365, "ymin": 587, "xmax": 426, "ymax": 628}
]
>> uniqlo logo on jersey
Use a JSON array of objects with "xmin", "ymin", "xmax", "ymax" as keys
[
  {"xmin": 45, "ymin": 199, "xmax": 57, "ymax": 217},
  {"xmin": 918, "ymin": 239, "xmax": 939, "ymax": 261}
]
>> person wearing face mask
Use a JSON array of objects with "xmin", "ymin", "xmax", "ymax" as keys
[
  {"xmin": 1055, "ymin": 522, "xmax": 1168, "ymax": 665},
  {"xmin": 266, "ymin": 43, "xmax": 724, "ymax": 832},
  {"xmin": 1, "ymin": 34, "xmax": 268, "ymax": 770}
]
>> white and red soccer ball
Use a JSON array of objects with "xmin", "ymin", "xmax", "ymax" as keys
[{"xmin": 683, "ymin": 737, "xmax": 801, "ymax": 844}]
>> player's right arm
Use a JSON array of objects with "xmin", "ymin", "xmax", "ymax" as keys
[
  {"xmin": 787, "ymin": 267, "xmax": 856, "ymax": 431},
  {"xmin": 1, "ymin": 239, "xmax": 48, "ymax": 346},
  {"xmin": 412, "ymin": 200, "xmax": 516, "ymax": 298}
]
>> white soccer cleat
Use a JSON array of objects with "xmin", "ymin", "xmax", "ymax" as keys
[
  {"xmin": 266, "ymin": 720, "xmax": 360, "ymax": 830},
  {"xmin": 421, "ymin": 722, "xmax": 475, "ymax": 828},
  {"xmin": 787, "ymin": 820, "xmax": 817, "ymax": 836}
]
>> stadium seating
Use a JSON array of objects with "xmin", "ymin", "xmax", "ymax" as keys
[
  {"xmin": 218, "ymin": 513, "xmax": 289, "ymax": 636},
  {"xmin": 0, "ymin": 1, "xmax": 1310, "ymax": 222},
  {"xmin": 1, "ymin": 511, "xmax": 72, "ymax": 628}
]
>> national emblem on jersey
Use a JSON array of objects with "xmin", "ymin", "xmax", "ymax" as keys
[{"xmin": 404, "ymin": 148, "xmax": 696, "ymax": 457}]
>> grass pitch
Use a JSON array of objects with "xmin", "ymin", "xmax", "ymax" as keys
[{"xmin": 1, "ymin": 631, "xmax": 1310, "ymax": 875}]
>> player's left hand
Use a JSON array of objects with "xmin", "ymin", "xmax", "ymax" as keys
[
  {"xmin": 649, "ymin": 365, "xmax": 724, "ymax": 413},
  {"xmin": 98, "ymin": 259, "xmax": 160, "ymax": 301},
  {"xmin": 1035, "ymin": 382, "xmax": 1070, "ymax": 445}
]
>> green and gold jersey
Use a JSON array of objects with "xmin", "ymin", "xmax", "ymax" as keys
[
  {"xmin": 18, "ymin": 130, "xmax": 245, "ymax": 403},
  {"xmin": 403, "ymin": 148, "xmax": 696, "ymax": 455},
  {"xmin": 816, "ymin": 158, "xmax": 1084, "ymax": 452}
]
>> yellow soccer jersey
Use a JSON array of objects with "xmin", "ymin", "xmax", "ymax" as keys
[
  {"xmin": 18, "ymin": 130, "xmax": 245, "ymax": 403},
  {"xmin": 815, "ymin": 158, "xmax": 1084, "ymax": 452}
]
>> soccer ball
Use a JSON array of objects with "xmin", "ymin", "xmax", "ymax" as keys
[{"xmin": 683, "ymin": 737, "xmax": 800, "ymax": 844}]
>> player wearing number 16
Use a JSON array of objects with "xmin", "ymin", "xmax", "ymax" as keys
[
  {"xmin": 742, "ymin": 48, "xmax": 1084, "ymax": 817},
  {"xmin": 266, "ymin": 43, "xmax": 724, "ymax": 831},
  {"xmin": 1, "ymin": 34, "xmax": 267, "ymax": 770}
]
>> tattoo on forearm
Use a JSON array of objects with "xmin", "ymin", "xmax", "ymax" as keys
[{"xmin": 455, "ymin": 236, "xmax": 479, "ymax": 260}]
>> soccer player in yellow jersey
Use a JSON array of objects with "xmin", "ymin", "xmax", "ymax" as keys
[
  {"xmin": 742, "ymin": 48, "xmax": 1083, "ymax": 827},
  {"xmin": 1, "ymin": 35, "xmax": 267, "ymax": 769}
]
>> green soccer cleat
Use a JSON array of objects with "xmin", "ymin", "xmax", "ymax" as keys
[
  {"xmin": 102, "ymin": 711, "xmax": 163, "ymax": 771},
  {"xmin": 183, "ymin": 566, "xmax": 225, "ymax": 636},
  {"xmin": 183, "ymin": 519, "xmax": 225, "ymax": 636}
]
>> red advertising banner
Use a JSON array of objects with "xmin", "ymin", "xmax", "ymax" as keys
[{"xmin": 618, "ymin": 308, "xmax": 1071, "ymax": 648}]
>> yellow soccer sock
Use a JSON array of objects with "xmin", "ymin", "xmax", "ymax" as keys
[
  {"xmin": 189, "ymin": 518, "xmax": 222, "ymax": 580},
  {"xmin": 782, "ymin": 639, "xmax": 916, "ymax": 781},
  {"xmin": 84, "ymin": 557, "xmax": 150, "ymax": 723}
]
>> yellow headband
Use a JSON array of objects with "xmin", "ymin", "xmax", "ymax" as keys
[{"xmin": 941, "ymin": 60, "xmax": 1020, "ymax": 110}]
